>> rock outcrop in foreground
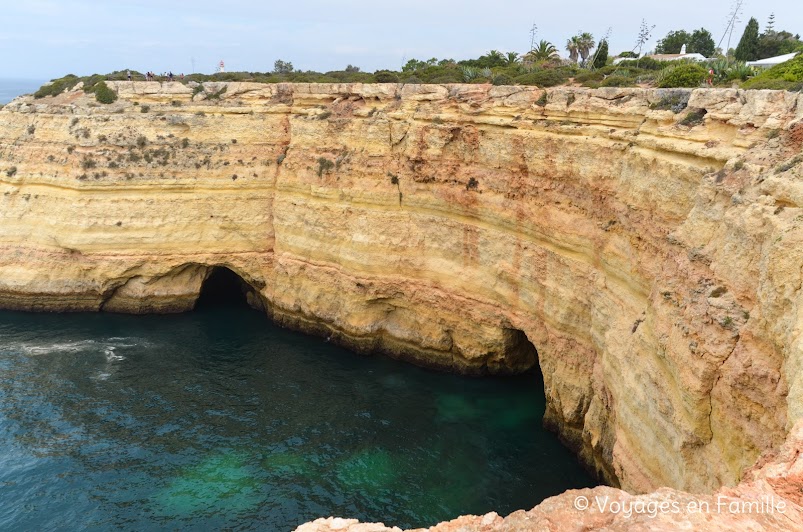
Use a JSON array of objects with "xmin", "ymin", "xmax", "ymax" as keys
[{"xmin": 1, "ymin": 83, "xmax": 802, "ymax": 507}]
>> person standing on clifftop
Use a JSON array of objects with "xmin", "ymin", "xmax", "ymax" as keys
[{"xmin": 127, "ymin": 70, "xmax": 132, "ymax": 81}]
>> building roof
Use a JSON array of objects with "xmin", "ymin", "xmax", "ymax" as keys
[
  {"xmin": 746, "ymin": 52, "xmax": 799, "ymax": 67},
  {"xmin": 646, "ymin": 53, "xmax": 708, "ymax": 62}
]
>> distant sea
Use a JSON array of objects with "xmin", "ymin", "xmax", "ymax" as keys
[{"xmin": 0, "ymin": 78, "xmax": 46, "ymax": 104}]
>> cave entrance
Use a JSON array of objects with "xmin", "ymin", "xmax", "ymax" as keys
[
  {"xmin": 494, "ymin": 328, "xmax": 540, "ymax": 376},
  {"xmin": 195, "ymin": 267, "xmax": 261, "ymax": 311}
]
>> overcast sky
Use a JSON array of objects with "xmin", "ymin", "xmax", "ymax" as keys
[{"xmin": 2, "ymin": 0, "xmax": 801, "ymax": 80}]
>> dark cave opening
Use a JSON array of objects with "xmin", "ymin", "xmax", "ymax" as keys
[{"xmin": 195, "ymin": 267, "xmax": 257, "ymax": 310}]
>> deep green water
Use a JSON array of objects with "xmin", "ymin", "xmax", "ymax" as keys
[{"xmin": 0, "ymin": 305, "xmax": 593, "ymax": 530}]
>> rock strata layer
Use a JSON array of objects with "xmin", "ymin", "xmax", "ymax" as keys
[{"xmin": 1, "ymin": 83, "xmax": 802, "ymax": 499}]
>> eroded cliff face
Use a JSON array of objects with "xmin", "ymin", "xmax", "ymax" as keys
[{"xmin": 1, "ymin": 82, "xmax": 802, "ymax": 497}]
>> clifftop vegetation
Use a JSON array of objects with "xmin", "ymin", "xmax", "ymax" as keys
[{"xmin": 30, "ymin": 15, "xmax": 803, "ymax": 100}]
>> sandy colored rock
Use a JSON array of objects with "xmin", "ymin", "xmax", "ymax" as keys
[{"xmin": 1, "ymin": 83, "xmax": 802, "ymax": 501}]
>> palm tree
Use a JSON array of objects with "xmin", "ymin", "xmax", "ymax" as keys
[
  {"xmin": 505, "ymin": 51, "xmax": 520, "ymax": 65},
  {"xmin": 526, "ymin": 40, "xmax": 559, "ymax": 61},
  {"xmin": 577, "ymin": 33, "xmax": 596, "ymax": 64},
  {"xmin": 566, "ymin": 36, "xmax": 580, "ymax": 63}
]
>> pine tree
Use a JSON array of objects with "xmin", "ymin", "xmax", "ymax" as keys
[
  {"xmin": 734, "ymin": 17, "xmax": 760, "ymax": 61},
  {"xmin": 766, "ymin": 13, "xmax": 775, "ymax": 33},
  {"xmin": 593, "ymin": 40, "xmax": 609, "ymax": 69}
]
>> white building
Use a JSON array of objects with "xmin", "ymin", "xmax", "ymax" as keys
[
  {"xmin": 746, "ymin": 52, "xmax": 799, "ymax": 69},
  {"xmin": 645, "ymin": 49, "xmax": 708, "ymax": 63}
]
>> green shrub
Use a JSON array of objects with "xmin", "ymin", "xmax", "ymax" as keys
[
  {"xmin": 743, "ymin": 53, "xmax": 803, "ymax": 88},
  {"xmin": 618, "ymin": 58, "xmax": 667, "ymax": 71},
  {"xmin": 776, "ymin": 154, "xmax": 803, "ymax": 173},
  {"xmin": 34, "ymin": 76, "xmax": 77, "ymax": 99},
  {"xmin": 140, "ymin": 105, "xmax": 150, "ymax": 113},
  {"xmin": 94, "ymin": 81, "xmax": 118, "ymax": 104},
  {"xmin": 513, "ymin": 68, "xmax": 571, "ymax": 87},
  {"xmin": 679, "ymin": 109, "xmax": 707, "ymax": 127},
  {"xmin": 649, "ymin": 91, "xmax": 690, "ymax": 112},
  {"xmin": 601, "ymin": 75, "xmax": 635, "ymax": 87},
  {"xmin": 742, "ymin": 79, "xmax": 803, "ymax": 91},
  {"xmin": 374, "ymin": 70, "xmax": 399, "ymax": 83},
  {"xmin": 207, "ymin": 86, "xmax": 227, "ymax": 100},
  {"xmin": 658, "ymin": 63, "xmax": 707, "ymax": 88},
  {"xmin": 317, "ymin": 157, "xmax": 334, "ymax": 177},
  {"xmin": 429, "ymin": 74, "xmax": 463, "ymax": 84}
]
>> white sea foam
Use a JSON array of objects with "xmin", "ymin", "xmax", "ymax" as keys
[
  {"xmin": 21, "ymin": 340, "xmax": 99, "ymax": 355},
  {"xmin": 13, "ymin": 336, "xmax": 152, "ymax": 357},
  {"xmin": 104, "ymin": 346, "xmax": 125, "ymax": 362}
]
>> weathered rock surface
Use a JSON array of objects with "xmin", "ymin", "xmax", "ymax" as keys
[{"xmin": 1, "ymin": 83, "xmax": 802, "ymax": 501}]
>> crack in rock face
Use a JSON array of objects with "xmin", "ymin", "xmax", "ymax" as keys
[{"xmin": 2, "ymin": 83, "xmax": 803, "ymax": 528}]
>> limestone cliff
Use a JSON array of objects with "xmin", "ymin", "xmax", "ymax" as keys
[{"xmin": 1, "ymin": 82, "xmax": 802, "ymax": 498}]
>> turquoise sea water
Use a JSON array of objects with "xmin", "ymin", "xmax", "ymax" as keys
[
  {"xmin": 0, "ymin": 79, "xmax": 45, "ymax": 104},
  {"xmin": 0, "ymin": 303, "xmax": 594, "ymax": 530}
]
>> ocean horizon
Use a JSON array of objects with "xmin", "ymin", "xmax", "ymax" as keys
[{"xmin": 0, "ymin": 78, "xmax": 46, "ymax": 105}]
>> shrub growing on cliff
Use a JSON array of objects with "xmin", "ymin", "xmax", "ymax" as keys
[
  {"xmin": 649, "ymin": 92, "xmax": 690, "ymax": 113},
  {"xmin": 679, "ymin": 109, "xmax": 707, "ymax": 127},
  {"xmin": 658, "ymin": 63, "xmax": 707, "ymax": 88},
  {"xmin": 513, "ymin": 67, "xmax": 571, "ymax": 87},
  {"xmin": 6, "ymin": 166, "xmax": 17, "ymax": 177},
  {"xmin": 206, "ymin": 86, "xmax": 227, "ymax": 101},
  {"xmin": 34, "ymin": 75, "xmax": 77, "ymax": 99},
  {"xmin": 374, "ymin": 70, "xmax": 399, "ymax": 83},
  {"xmin": 600, "ymin": 75, "xmax": 634, "ymax": 87},
  {"xmin": 742, "ymin": 52, "xmax": 803, "ymax": 90},
  {"xmin": 94, "ymin": 81, "xmax": 118, "ymax": 104},
  {"xmin": 317, "ymin": 157, "xmax": 335, "ymax": 177}
]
